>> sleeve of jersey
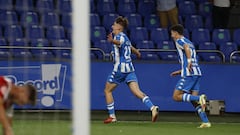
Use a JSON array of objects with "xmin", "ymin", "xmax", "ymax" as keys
[
  {"xmin": 115, "ymin": 35, "xmax": 125, "ymax": 47},
  {"xmin": 176, "ymin": 39, "xmax": 185, "ymax": 48}
]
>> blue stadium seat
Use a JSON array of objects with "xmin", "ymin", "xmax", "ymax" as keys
[
  {"xmin": 93, "ymin": 40, "xmax": 112, "ymax": 54},
  {"xmin": 102, "ymin": 13, "xmax": 119, "ymax": 31},
  {"xmin": 178, "ymin": 1, "xmax": 196, "ymax": 17},
  {"xmin": 15, "ymin": 0, "xmax": 34, "ymax": 12},
  {"xmin": 0, "ymin": 0, "xmax": 13, "ymax": 10},
  {"xmin": 183, "ymin": 29, "xmax": 190, "ymax": 39},
  {"xmin": 0, "ymin": 11, "xmax": 18, "ymax": 26},
  {"xmin": 53, "ymin": 50, "xmax": 71, "ymax": 59},
  {"xmin": 46, "ymin": 25, "xmax": 65, "ymax": 40},
  {"xmin": 0, "ymin": 38, "xmax": 7, "ymax": 46},
  {"xmin": 90, "ymin": 26, "xmax": 107, "ymax": 43},
  {"xmin": 219, "ymin": 42, "xmax": 238, "ymax": 62},
  {"xmin": 25, "ymin": 25, "xmax": 44, "ymax": 40},
  {"xmin": 90, "ymin": 0, "xmax": 96, "ymax": 13},
  {"xmin": 31, "ymin": 49, "xmax": 55, "ymax": 58},
  {"xmin": 197, "ymin": 42, "xmax": 222, "ymax": 62},
  {"xmin": 198, "ymin": 2, "xmax": 212, "ymax": 17},
  {"xmin": 20, "ymin": 11, "xmax": 39, "ymax": 27},
  {"xmin": 212, "ymin": 29, "xmax": 231, "ymax": 45},
  {"xmin": 0, "ymin": 49, "xmax": 11, "ymax": 58},
  {"xmin": 90, "ymin": 13, "xmax": 101, "ymax": 27},
  {"xmin": 191, "ymin": 28, "xmax": 210, "ymax": 45},
  {"xmin": 150, "ymin": 28, "xmax": 169, "ymax": 44},
  {"xmin": 56, "ymin": 0, "xmax": 72, "ymax": 13},
  {"xmin": 97, "ymin": 0, "xmax": 115, "ymax": 16},
  {"xmin": 117, "ymin": 0, "xmax": 136, "ymax": 16},
  {"xmin": 0, "ymin": 26, "xmax": 2, "ymax": 37},
  {"xmin": 140, "ymin": 52, "xmax": 160, "ymax": 60},
  {"xmin": 8, "ymin": 38, "xmax": 28, "ymax": 46},
  {"xmin": 51, "ymin": 39, "xmax": 71, "ymax": 47},
  {"xmin": 61, "ymin": 13, "xmax": 72, "ymax": 28},
  {"xmin": 198, "ymin": 42, "xmax": 217, "ymax": 50},
  {"xmin": 66, "ymin": 28, "xmax": 72, "ymax": 41},
  {"xmin": 205, "ymin": 16, "xmax": 213, "ymax": 31},
  {"xmin": 126, "ymin": 13, "xmax": 142, "ymax": 28},
  {"xmin": 4, "ymin": 25, "xmax": 24, "ymax": 41},
  {"xmin": 156, "ymin": 40, "xmax": 178, "ymax": 61},
  {"xmin": 130, "ymin": 27, "xmax": 148, "ymax": 45},
  {"xmin": 184, "ymin": 15, "xmax": 203, "ymax": 32},
  {"xmin": 144, "ymin": 14, "xmax": 160, "ymax": 30},
  {"xmin": 233, "ymin": 29, "xmax": 240, "ymax": 45},
  {"xmin": 137, "ymin": 0, "xmax": 156, "ymax": 17},
  {"xmin": 136, "ymin": 40, "xmax": 155, "ymax": 49},
  {"xmin": 231, "ymin": 54, "xmax": 240, "ymax": 63},
  {"xmin": 36, "ymin": 0, "xmax": 54, "ymax": 13},
  {"xmin": 41, "ymin": 12, "xmax": 60, "ymax": 27},
  {"xmin": 30, "ymin": 38, "xmax": 50, "ymax": 47},
  {"xmin": 91, "ymin": 52, "xmax": 97, "ymax": 60},
  {"xmin": 11, "ymin": 49, "xmax": 33, "ymax": 58}
]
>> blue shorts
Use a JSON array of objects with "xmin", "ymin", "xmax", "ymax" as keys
[
  {"xmin": 175, "ymin": 76, "xmax": 201, "ymax": 93},
  {"xmin": 107, "ymin": 71, "xmax": 138, "ymax": 84}
]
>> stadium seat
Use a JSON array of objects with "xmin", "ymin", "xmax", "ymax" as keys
[
  {"xmin": 136, "ymin": 40, "xmax": 155, "ymax": 49},
  {"xmin": 129, "ymin": 27, "xmax": 148, "ymax": 45},
  {"xmin": 144, "ymin": 14, "xmax": 160, "ymax": 30},
  {"xmin": 90, "ymin": 13, "xmax": 101, "ymax": 27},
  {"xmin": 56, "ymin": 0, "xmax": 72, "ymax": 13},
  {"xmin": 51, "ymin": 39, "xmax": 71, "ymax": 47},
  {"xmin": 11, "ymin": 49, "xmax": 33, "ymax": 59},
  {"xmin": 93, "ymin": 39, "xmax": 112, "ymax": 59},
  {"xmin": 137, "ymin": 0, "xmax": 156, "ymax": 17},
  {"xmin": 198, "ymin": 42, "xmax": 222, "ymax": 62},
  {"xmin": 0, "ymin": 11, "xmax": 18, "ymax": 26},
  {"xmin": 233, "ymin": 29, "xmax": 240, "ymax": 45},
  {"xmin": 31, "ymin": 49, "xmax": 55, "ymax": 59},
  {"xmin": 66, "ymin": 28, "xmax": 72, "ymax": 41},
  {"xmin": 156, "ymin": 40, "xmax": 178, "ymax": 61},
  {"xmin": 198, "ymin": 42, "xmax": 217, "ymax": 50},
  {"xmin": 198, "ymin": 54, "xmax": 222, "ymax": 62},
  {"xmin": 231, "ymin": 53, "xmax": 240, "ymax": 63},
  {"xmin": 0, "ymin": 38, "xmax": 7, "ymax": 46},
  {"xmin": 25, "ymin": 25, "xmax": 44, "ymax": 40},
  {"xmin": 140, "ymin": 52, "xmax": 160, "ymax": 60},
  {"xmin": 102, "ymin": 13, "xmax": 119, "ymax": 31},
  {"xmin": 191, "ymin": 28, "xmax": 210, "ymax": 45},
  {"xmin": 0, "ymin": 49, "xmax": 11, "ymax": 58},
  {"xmin": 90, "ymin": 26, "xmax": 107, "ymax": 43},
  {"xmin": 61, "ymin": 13, "xmax": 72, "ymax": 28},
  {"xmin": 0, "ymin": 0, "xmax": 13, "ymax": 10},
  {"xmin": 41, "ymin": 12, "xmax": 60, "ymax": 27},
  {"xmin": 8, "ymin": 38, "xmax": 28, "ymax": 46},
  {"xmin": 219, "ymin": 42, "xmax": 238, "ymax": 62},
  {"xmin": 36, "ymin": 0, "xmax": 54, "ymax": 13},
  {"xmin": 4, "ymin": 25, "xmax": 24, "ymax": 41},
  {"xmin": 198, "ymin": 2, "xmax": 212, "ymax": 17},
  {"xmin": 97, "ymin": 0, "xmax": 115, "ymax": 16},
  {"xmin": 46, "ymin": 25, "xmax": 65, "ymax": 40},
  {"xmin": 91, "ymin": 52, "xmax": 97, "ymax": 60},
  {"xmin": 126, "ymin": 13, "xmax": 142, "ymax": 29},
  {"xmin": 150, "ymin": 28, "xmax": 169, "ymax": 44},
  {"xmin": 178, "ymin": 1, "xmax": 196, "ymax": 17},
  {"xmin": 0, "ymin": 26, "xmax": 2, "ymax": 37},
  {"xmin": 183, "ymin": 29, "xmax": 190, "ymax": 39},
  {"xmin": 90, "ymin": 0, "xmax": 96, "ymax": 13},
  {"xmin": 212, "ymin": 29, "xmax": 231, "ymax": 45},
  {"xmin": 184, "ymin": 15, "xmax": 203, "ymax": 32},
  {"xmin": 205, "ymin": 16, "xmax": 213, "ymax": 31},
  {"xmin": 20, "ymin": 12, "xmax": 39, "ymax": 27},
  {"xmin": 30, "ymin": 38, "xmax": 50, "ymax": 47},
  {"xmin": 53, "ymin": 50, "xmax": 71, "ymax": 59},
  {"xmin": 117, "ymin": 0, "xmax": 136, "ymax": 16},
  {"xmin": 15, "ymin": 0, "xmax": 34, "ymax": 12}
]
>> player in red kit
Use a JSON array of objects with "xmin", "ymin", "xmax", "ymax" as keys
[{"xmin": 0, "ymin": 76, "xmax": 37, "ymax": 135}]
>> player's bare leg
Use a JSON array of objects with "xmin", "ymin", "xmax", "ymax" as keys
[
  {"xmin": 172, "ymin": 89, "xmax": 184, "ymax": 101},
  {"xmin": 128, "ymin": 81, "xmax": 159, "ymax": 122},
  {"xmin": 104, "ymin": 82, "xmax": 118, "ymax": 124}
]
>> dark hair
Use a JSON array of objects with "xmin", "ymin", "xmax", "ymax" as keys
[
  {"xmin": 26, "ymin": 84, "xmax": 37, "ymax": 105},
  {"xmin": 170, "ymin": 24, "xmax": 184, "ymax": 35},
  {"xmin": 115, "ymin": 16, "xmax": 128, "ymax": 29}
]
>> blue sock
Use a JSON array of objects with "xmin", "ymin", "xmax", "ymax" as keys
[
  {"xmin": 107, "ymin": 102, "xmax": 115, "ymax": 117},
  {"xmin": 142, "ymin": 96, "xmax": 154, "ymax": 110},
  {"xmin": 196, "ymin": 105, "xmax": 209, "ymax": 123},
  {"xmin": 182, "ymin": 93, "xmax": 199, "ymax": 102}
]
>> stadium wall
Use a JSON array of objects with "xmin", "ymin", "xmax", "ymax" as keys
[{"xmin": 91, "ymin": 62, "xmax": 240, "ymax": 113}]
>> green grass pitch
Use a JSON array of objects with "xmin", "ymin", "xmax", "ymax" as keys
[{"xmin": 91, "ymin": 121, "xmax": 240, "ymax": 135}]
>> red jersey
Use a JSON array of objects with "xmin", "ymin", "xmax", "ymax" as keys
[{"xmin": 0, "ymin": 76, "xmax": 12, "ymax": 101}]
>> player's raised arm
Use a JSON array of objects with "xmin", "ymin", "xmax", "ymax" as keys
[
  {"xmin": 131, "ymin": 46, "xmax": 141, "ymax": 59},
  {"xmin": 0, "ymin": 98, "xmax": 13, "ymax": 135}
]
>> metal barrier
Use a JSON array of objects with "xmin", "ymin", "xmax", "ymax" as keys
[{"xmin": 230, "ymin": 51, "xmax": 240, "ymax": 63}]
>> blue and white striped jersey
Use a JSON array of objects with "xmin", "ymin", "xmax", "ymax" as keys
[
  {"xmin": 175, "ymin": 37, "xmax": 202, "ymax": 77},
  {"xmin": 112, "ymin": 32, "xmax": 135, "ymax": 73}
]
